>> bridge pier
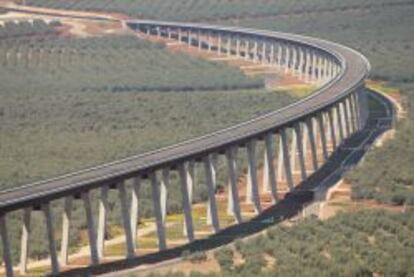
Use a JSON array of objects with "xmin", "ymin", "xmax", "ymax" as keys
[
  {"xmin": 178, "ymin": 163, "xmax": 194, "ymax": 242},
  {"xmin": 306, "ymin": 117, "xmax": 319, "ymax": 172},
  {"xmin": 204, "ymin": 154, "xmax": 220, "ymax": 233},
  {"xmin": 294, "ymin": 123, "xmax": 307, "ymax": 181},
  {"xmin": 130, "ymin": 176, "xmax": 141, "ymax": 250},
  {"xmin": 160, "ymin": 169, "xmax": 169, "ymax": 223},
  {"xmin": 118, "ymin": 182, "xmax": 136, "ymax": 257},
  {"xmin": 42, "ymin": 203, "xmax": 60, "ymax": 276},
  {"xmin": 150, "ymin": 172, "xmax": 167, "ymax": 251},
  {"xmin": 97, "ymin": 185, "xmax": 108, "ymax": 259},
  {"xmin": 226, "ymin": 147, "xmax": 242, "ymax": 223},
  {"xmin": 0, "ymin": 214, "xmax": 14, "ymax": 277},
  {"xmin": 264, "ymin": 133, "xmax": 278, "ymax": 203},
  {"xmin": 280, "ymin": 129, "xmax": 294, "ymax": 191},
  {"xmin": 82, "ymin": 192, "xmax": 99, "ymax": 265},
  {"xmin": 247, "ymin": 139, "xmax": 261, "ymax": 214},
  {"xmin": 19, "ymin": 208, "xmax": 31, "ymax": 275},
  {"xmin": 60, "ymin": 197, "xmax": 72, "ymax": 266}
]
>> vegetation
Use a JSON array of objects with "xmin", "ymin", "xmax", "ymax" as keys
[
  {"xmin": 0, "ymin": 20, "xmax": 60, "ymax": 38},
  {"xmin": 141, "ymin": 209, "xmax": 414, "ymax": 276}
]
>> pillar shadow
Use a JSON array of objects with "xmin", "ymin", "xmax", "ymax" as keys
[{"xmin": 58, "ymin": 89, "xmax": 394, "ymax": 276}]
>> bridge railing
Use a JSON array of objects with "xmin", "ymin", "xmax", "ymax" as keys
[{"xmin": 0, "ymin": 20, "xmax": 370, "ymax": 276}]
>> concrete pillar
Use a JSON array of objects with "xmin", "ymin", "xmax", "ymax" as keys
[
  {"xmin": 317, "ymin": 55, "xmax": 323, "ymax": 84},
  {"xmin": 197, "ymin": 30, "xmax": 202, "ymax": 51},
  {"xmin": 150, "ymin": 172, "xmax": 167, "ymax": 251},
  {"xmin": 227, "ymin": 36, "xmax": 231, "ymax": 56},
  {"xmin": 0, "ymin": 215, "xmax": 13, "ymax": 277},
  {"xmin": 130, "ymin": 176, "xmax": 140, "ymax": 249},
  {"xmin": 236, "ymin": 36, "xmax": 240, "ymax": 57},
  {"xmin": 217, "ymin": 34, "xmax": 222, "ymax": 54},
  {"xmin": 204, "ymin": 154, "xmax": 220, "ymax": 233},
  {"xmin": 117, "ymin": 182, "xmax": 136, "ymax": 258},
  {"xmin": 167, "ymin": 28, "xmax": 172, "ymax": 39},
  {"xmin": 294, "ymin": 123, "xmax": 307, "ymax": 181},
  {"xmin": 247, "ymin": 139, "xmax": 261, "ymax": 214},
  {"xmin": 178, "ymin": 163, "xmax": 194, "ymax": 242},
  {"xmin": 207, "ymin": 32, "xmax": 212, "ymax": 52},
  {"xmin": 284, "ymin": 44, "xmax": 290, "ymax": 73},
  {"xmin": 347, "ymin": 96, "xmax": 358, "ymax": 133},
  {"xmin": 265, "ymin": 133, "xmax": 278, "ymax": 203},
  {"xmin": 160, "ymin": 169, "xmax": 169, "ymax": 223},
  {"xmin": 178, "ymin": 28, "xmax": 182, "ymax": 42},
  {"xmin": 187, "ymin": 161, "xmax": 194, "ymax": 204},
  {"xmin": 97, "ymin": 185, "xmax": 108, "ymax": 259},
  {"xmin": 306, "ymin": 118, "xmax": 319, "ymax": 171},
  {"xmin": 341, "ymin": 101, "xmax": 351, "ymax": 138},
  {"xmin": 244, "ymin": 40, "xmax": 250, "ymax": 60},
  {"xmin": 226, "ymin": 147, "xmax": 242, "ymax": 223},
  {"xmin": 298, "ymin": 47, "xmax": 304, "ymax": 80},
  {"xmin": 335, "ymin": 104, "xmax": 345, "ymax": 144},
  {"xmin": 280, "ymin": 129, "xmax": 294, "ymax": 191},
  {"xmin": 42, "ymin": 203, "xmax": 60, "ymax": 275},
  {"xmin": 290, "ymin": 130, "xmax": 297, "ymax": 174},
  {"xmin": 277, "ymin": 43, "xmax": 283, "ymax": 68},
  {"xmin": 60, "ymin": 197, "xmax": 72, "ymax": 266},
  {"xmin": 305, "ymin": 49, "xmax": 312, "ymax": 83},
  {"xmin": 261, "ymin": 42, "xmax": 266, "ymax": 64},
  {"xmin": 291, "ymin": 46, "xmax": 297, "ymax": 74},
  {"xmin": 277, "ymin": 137, "xmax": 284, "ymax": 182},
  {"xmin": 187, "ymin": 30, "xmax": 191, "ymax": 48},
  {"xmin": 317, "ymin": 113, "xmax": 329, "ymax": 161},
  {"xmin": 269, "ymin": 44, "xmax": 275, "ymax": 64},
  {"xmin": 82, "ymin": 192, "xmax": 99, "ymax": 265},
  {"xmin": 311, "ymin": 51, "xmax": 318, "ymax": 83},
  {"xmin": 327, "ymin": 109, "xmax": 337, "ymax": 150},
  {"xmin": 253, "ymin": 41, "xmax": 258, "ymax": 63},
  {"xmin": 19, "ymin": 208, "xmax": 31, "ymax": 275}
]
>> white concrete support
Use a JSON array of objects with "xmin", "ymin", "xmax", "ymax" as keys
[
  {"xmin": 261, "ymin": 42, "xmax": 267, "ymax": 64},
  {"xmin": 82, "ymin": 192, "xmax": 99, "ymax": 265},
  {"xmin": 187, "ymin": 30, "xmax": 192, "ymax": 48},
  {"xmin": 178, "ymin": 163, "xmax": 194, "ymax": 242},
  {"xmin": 19, "ymin": 208, "xmax": 31, "ymax": 275},
  {"xmin": 305, "ymin": 49, "xmax": 312, "ymax": 83},
  {"xmin": 317, "ymin": 113, "xmax": 329, "ymax": 161},
  {"xmin": 280, "ymin": 129, "xmax": 294, "ymax": 191},
  {"xmin": 277, "ymin": 44, "xmax": 283, "ymax": 67},
  {"xmin": 217, "ymin": 34, "xmax": 222, "ymax": 54},
  {"xmin": 290, "ymin": 130, "xmax": 297, "ymax": 174},
  {"xmin": 298, "ymin": 48, "xmax": 305, "ymax": 80},
  {"xmin": 42, "ymin": 203, "xmax": 60, "ymax": 275},
  {"xmin": 253, "ymin": 41, "xmax": 258, "ymax": 63},
  {"xmin": 226, "ymin": 147, "xmax": 242, "ymax": 223},
  {"xmin": 150, "ymin": 172, "xmax": 167, "ymax": 251},
  {"xmin": 244, "ymin": 40, "xmax": 250, "ymax": 60},
  {"xmin": 306, "ymin": 118, "xmax": 319, "ymax": 171},
  {"xmin": 204, "ymin": 154, "xmax": 220, "ymax": 233},
  {"xmin": 284, "ymin": 45, "xmax": 290, "ymax": 73},
  {"xmin": 294, "ymin": 123, "xmax": 307, "ymax": 181},
  {"xmin": 335, "ymin": 104, "xmax": 345, "ymax": 143},
  {"xmin": 117, "ymin": 182, "xmax": 136, "ymax": 258},
  {"xmin": 327, "ymin": 109, "xmax": 338, "ymax": 150},
  {"xmin": 227, "ymin": 36, "xmax": 231, "ymax": 56},
  {"xmin": 207, "ymin": 32, "xmax": 212, "ymax": 52},
  {"xmin": 97, "ymin": 185, "xmax": 108, "ymax": 259},
  {"xmin": 269, "ymin": 44, "xmax": 275, "ymax": 64},
  {"xmin": 247, "ymin": 139, "xmax": 261, "ymax": 214},
  {"xmin": 178, "ymin": 29, "xmax": 183, "ymax": 42},
  {"xmin": 197, "ymin": 30, "xmax": 202, "ymax": 51},
  {"xmin": 347, "ymin": 96, "xmax": 358, "ymax": 133},
  {"xmin": 311, "ymin": 52, "xmax": 318, "ymax": 83},
  {"xmin": 277, "ymin": 137, "xmax": 284, "ymax": 182},
  {"xmin": 317, "ymin": 55, "xmax": 323, "ymax": 84},
  {"xmin": 160, "ymin": 169, "xmax": 169, "ymax": 223},
  {"xmin": 130, "ymin": 177, "xmax": 141, "ymax": 249},
  {"xmin": 265, "ymin": 133, "xmax": 278, "ymax": 203},
  {"xmin": 236, "ymin": 36, "xmax": 241, "ymax": 57},
  {"xmin": 291, "ymin": 46, "xmax": 297, "ymax": 74},
  {"xmin": 341, "ymin": 101, "xmax": 351, "ymax": 138},
  {"xmin": 167, "ymin": 28, "xmax": 172, "ymax": 39},
  {"xmin": 60, "ymin": 197, "xmax": 72, "ymax": 266},
  {"xmin": 0, "ymin": 215, "xmax": 13, "ymax": 277}
]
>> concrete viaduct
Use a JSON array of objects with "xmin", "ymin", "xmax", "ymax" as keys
[{"xmin": 0, "ymin": 19, "xmax": 370, "ymax": 276}]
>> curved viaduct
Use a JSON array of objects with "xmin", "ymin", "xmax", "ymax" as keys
[{"xmin": 0, "ymin": 19, "xmax": 371, "ymax": 276}]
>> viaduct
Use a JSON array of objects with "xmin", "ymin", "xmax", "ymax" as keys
[{"xmin": 0, "ymin": 19, "xmax": 371, "ymax": 276}]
